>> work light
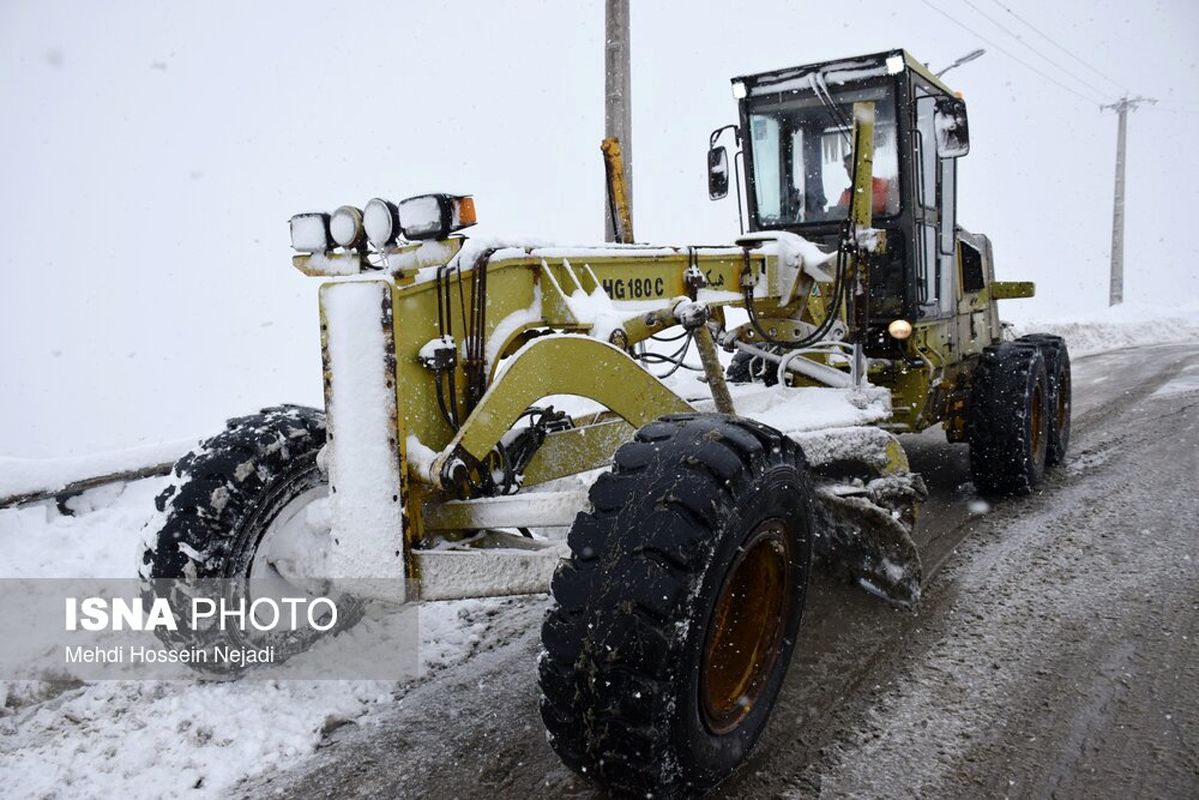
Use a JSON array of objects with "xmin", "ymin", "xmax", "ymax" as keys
[
  {"xmin": 363, "ymin": 198, "xmax": 401, "ymax": 248},
  {"xmin": 397, "ymin": 194, "xmax": 477, "ymax": 240},
  {"xmin": 289, "ymin": 213, "xmax": 333, "ymax": 253},
  {"xmin": 330, "ymin": 205, "xmax": 366, "ymax": 249}
]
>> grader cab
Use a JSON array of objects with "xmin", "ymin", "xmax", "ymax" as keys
[{"xmin": 144, "ymin": 48, "xmax": 1071, "ymax": 797}]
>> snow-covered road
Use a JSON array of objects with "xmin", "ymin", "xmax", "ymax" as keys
[
  {"xmin": 231, "ymin": 342, "xmax": 1199, "ymax": 799},
  {"xmin": 3, "ymin": 339, "xmax": 1198, "ymax": 799}
]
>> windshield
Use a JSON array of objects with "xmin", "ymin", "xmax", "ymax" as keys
[{"xmin": 746, "ymin": 78, "xmax": 899, "ymax": 227}]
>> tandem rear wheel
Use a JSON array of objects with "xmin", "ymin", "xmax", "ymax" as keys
[{"xmin": 967, "ymin": 335, "xmax": 1071, "ymax": 495}]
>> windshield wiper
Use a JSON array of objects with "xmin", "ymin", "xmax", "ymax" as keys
[{"xmin": 807, "ymin": 72, "xmax": 853, "ymax": 148}]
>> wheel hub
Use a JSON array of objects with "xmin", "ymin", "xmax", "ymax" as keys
[
  {"xmin": 250, "ymin": 485, "xmax": 334, "ymax": 601},
  {"xmin": 1031, "ymin": 383, "xmax": 1044, "ymax": 454},
  {"xmin": 1056, "ymin": 377, "xmax": 1069, "ymax": 432},
  {"xmin": 700, "ymin": 519, "xmax": 792, "ymax": 735}
]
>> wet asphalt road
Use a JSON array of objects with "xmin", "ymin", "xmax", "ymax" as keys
[{"xmin": 241, "ymin": 343, "xmax": 1199, "ymax": 799}]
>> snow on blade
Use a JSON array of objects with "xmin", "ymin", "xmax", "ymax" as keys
[{"xmin": 0, "ymin": 438, "xmax": 198, "ymax": 506}]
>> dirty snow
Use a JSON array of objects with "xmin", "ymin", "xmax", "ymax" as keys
[{"xmin": 0, "ymin": 476, "xmax": 512, "ymax": 800}]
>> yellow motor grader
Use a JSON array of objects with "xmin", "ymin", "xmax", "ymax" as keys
[{"xmin": 144, "ymin": 49, "xmax": 1070, "ymax": 796}]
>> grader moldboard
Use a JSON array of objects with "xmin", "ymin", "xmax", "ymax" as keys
[{"xmin": 145, "ymin": 49, "xmax": 1071, "ymax": 796}]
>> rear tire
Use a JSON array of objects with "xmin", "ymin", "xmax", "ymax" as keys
[
  {"xmin": 726, "ymin": 348, "xmax": 779, "ymax": 386},
  {"xmin": 539, "ymin": 413, "xmax": 813, "ymax": 796},
  {"xmin": 1016, "ymin": 334, "xmax": 1071, "ymax": 465},
  {"xmin": 968, "ymin": 343, "xmax": 1050, "ymax": 495}
]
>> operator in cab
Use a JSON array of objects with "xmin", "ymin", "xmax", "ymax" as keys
[{"xmin": 834, "ymin": 151, "xmax": 892, "ymax": 216}]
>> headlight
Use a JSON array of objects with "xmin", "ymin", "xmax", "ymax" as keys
[
  {"xmin": 289, "ymin": 213, "xmax": 332, "ymax": 253},
  {"xmin": 887, "ymin": 319, "xmax": 913, "ymax": 340},
  {"xmin": 330, "ymin": 205, "xmax": 366, "ymax": 249},
  {"xmin": 363, "ymin": 198, "xmax": 400, "ymax": 248},
  {"xmin": 398, "ymin": 194, "xmax": 477, "ymax": 240}
]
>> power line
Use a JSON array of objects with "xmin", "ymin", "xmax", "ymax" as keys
[
  {"xmin": 1146, "ymin": 106, "xmax": 1199, "ymax": 116},
  {"xmin": 988, "ymin": 0, "xmax": 1131, "ymax": 95},
  {"xmin": 917, "ymin": 0, "xmax": 1108, "ymax": 106},
  {"xmin": 959, "ymin": 0, "xmax": 1114, "ymax": 101}
]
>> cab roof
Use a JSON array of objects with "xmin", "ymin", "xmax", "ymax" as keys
[{"xmin": 732, "ymin": 49, "xmax": 958, "ymax": 98}]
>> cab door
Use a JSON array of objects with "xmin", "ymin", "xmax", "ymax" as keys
[{"xmin": 913, "ymin": 85, "xmax": 956, "ymax": 324}]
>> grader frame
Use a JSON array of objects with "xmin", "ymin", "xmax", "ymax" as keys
[
  {"xmin": 291, "ymin": 50, "xmax": 1029, "ymax": 607},
  {"xmin": 305, "ymin": 227, "xmax": 878, "ymax": 603}
]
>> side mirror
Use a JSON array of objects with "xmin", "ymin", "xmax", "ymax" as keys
[
  {"xmin": 933, "ymin": 97, "xmax": 970, "ymax": 158},
  {"xmin": 707, "ymin": 146, "xmax": 729, "ymax": 200}
]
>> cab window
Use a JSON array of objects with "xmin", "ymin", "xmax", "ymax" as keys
[{"xmin": 748, "ymin": 79, "xmax": 900, "ymax": 227}]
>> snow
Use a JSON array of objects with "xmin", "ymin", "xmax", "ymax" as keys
[
  {"xmin": 3, "ymin": 307, "xmax": 1196, "ymax": 797},
  {"xmin": 363, "ymin": 197, "xmax": 398, "ymax": 247},
  {"xmin": 0, "ymin": 677, "xmax": 394, "ymax": 799},
  {"xmin": 1151, "ymin": 362, "xmax": 1199, "ymax": 397},
  {"xmin": 1008, "ymin": 301, "xmax": 1199, "ymax": 357},
  {"xmin": 0, "ymin": 479, "xmax": 166, "ymax": 578},
  {"xmin": 379, "ymin": 239, "xmax": 460, "ymax": 274},
  {"xmin": 289, "ymin": 213, "xmax": 329, "ymax": 253},
  {"xmin": 329, "ymin": 206, "xmax": 362, "ymax": 248},
  {"xmin": 726, "ymin": 384, "xmax": 891, "ymax": 434},
  {"xmin": 451, "ymin": 236, "xmax": 554, "ymax": 270},
  {"xmin": 397, "ymin": 194, "xmax": 444, "ymax": 238},
  {"xmin": 404, "ymin": 434, "xmax": 439, "ymax": 483},
  {"xmin": 0, "ymin": 476, "xmax": 513, "ymax": 800},
  {"xmin": 747, "ymin": 59, "xmax": 888, "ymax": 95},
  {"xmin": 299, "ymin": 250, "xmax": 362, "ymax": 276},
  {"xmin": 484, "ymin": 283, "xmax": 543, "ymax": 368},
  {"xmin": 540, "ymin": 258, "xmax": 667, "ymax": 343},
  {"xmin": 319, "ymin": 280, "xmax": 405, "ymax": 591},
  {"xmin": 417, "ymin": 334, "xmax": 456, "ymax": 363}
]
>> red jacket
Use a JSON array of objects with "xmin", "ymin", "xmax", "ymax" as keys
[{"xmin": 839, "ymin": 177, "xmax": 892, "ymax": 215}]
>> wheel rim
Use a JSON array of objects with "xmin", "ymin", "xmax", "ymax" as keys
[
  {"xmin": 1056, "ymin": 372, "xmax": 1070, "ymax": 433},
  {"xmin": 249, "ymin": 484, "xmax": 333, "ymax": 605},
  {"xmin": 700, "ymin": 519, "xmax": 792, "ymax": 735},
  {"xmin": 1030, "ymin": 383, "xmax": 1044, "ymax": 454}
]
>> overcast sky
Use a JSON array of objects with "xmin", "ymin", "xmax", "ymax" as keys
[{"xmin": 2, "ymin": 0, "xmax": 1196, "ymax": 456}]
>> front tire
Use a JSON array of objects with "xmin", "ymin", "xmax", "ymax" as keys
[{"xmin": 539, "ymin": 413, "xmax": 813, "ymax": 796}]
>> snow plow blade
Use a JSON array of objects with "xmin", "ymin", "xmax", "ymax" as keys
[{"xmin": 791, "ymin": 427, "xmax": 927, "ymax": 608}]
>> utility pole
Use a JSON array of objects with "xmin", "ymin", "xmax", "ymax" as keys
[
  {"xmin": 1101, "ymin": 95, "xmax": 1155, "ymax": 306},
  {"xmin": 604, "ymin": 0, "xmax": 632, "ymax": 242}
]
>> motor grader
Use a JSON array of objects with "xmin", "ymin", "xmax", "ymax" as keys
[{"xmin": 144, "ymin": 49, "xmax": 1071, "ymax": 797}]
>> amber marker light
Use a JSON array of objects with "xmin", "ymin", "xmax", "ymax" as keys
[
  {"xmin": 455, "ymin": 196, "xmax": 477, "ymax": 228},
  {"xmin": 888, "ymin": 319, "xmax": 913, "ymax": 340}
]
